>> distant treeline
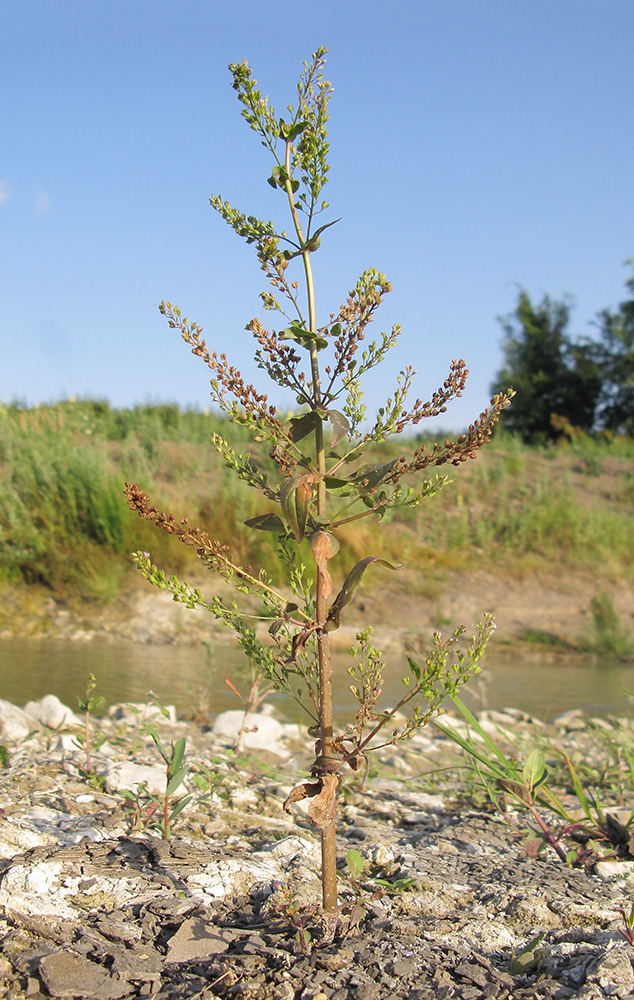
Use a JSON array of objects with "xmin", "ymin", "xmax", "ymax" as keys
[
  {"xmin": 491, "ymin": 264, "xmax": 634, "ymax": 442},
  {"xmin": 1, "ymin": 399, "xmax": 633, "ymax": 601}
]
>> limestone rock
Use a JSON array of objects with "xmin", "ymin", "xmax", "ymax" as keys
[
  {"xmin": 211, "ymin": 710, "xmax": 288, "ymax": 757},
  {"xmin": 38, "ymin": 950, "xmax": 133, "ymax": 998},
  {"xmin": 0, "ymin": 817, "xmax": 57, "ymax": 859},
  {"xmin": 0, "ymin": 698, "xmax": 32, "ymax": 741},
  {"xmin": 165, "ymin": 917, "xmax": 233, "ymax": 962},
  {"xmin": 102, "ymin": 761, "xmax": 169, "ymax": 797},
  {"xmin": 23, "ymin": 694, "xmax": 81, "ymax": 731}
]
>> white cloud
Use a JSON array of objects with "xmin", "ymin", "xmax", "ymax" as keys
[
  {"xmin": 33, "ymin": 190, "xmax": 51, "ymax": 215},
  {"xmin": 0, "ymin": 180, "xmax": 10, "ymax": 205}
]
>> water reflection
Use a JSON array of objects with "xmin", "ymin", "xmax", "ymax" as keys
[{"xmin": 0, "ymin": 637, "xmax": 632, "ymax": 724}]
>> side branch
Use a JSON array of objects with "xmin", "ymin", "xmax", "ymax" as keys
[{"xmin": 123, "ymin": 483, "xmax": 302, "ymax": 614}]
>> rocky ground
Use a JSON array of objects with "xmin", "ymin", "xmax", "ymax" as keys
[{"xmin": 1, "ymin": 695, "xmax": 634, "ymax": 999}]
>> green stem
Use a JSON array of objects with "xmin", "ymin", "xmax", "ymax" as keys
[
  {"xmin": 84, "ymin": 710, "xmax": 91, "ymax": 774},
  {"xmin": 284, "ymin": 142, "xmax": 338, "ymax": 915}
]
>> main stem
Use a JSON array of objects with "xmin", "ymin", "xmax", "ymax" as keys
[
  {"xmin": 284, "ymin": 150, "xmax": 338, "ymax": 914},
  {"xmin": 306, "ymin": 265, "xmax": 338, "ymax": 916}
]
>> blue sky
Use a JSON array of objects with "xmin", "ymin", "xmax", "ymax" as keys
[{"xmin": 2, "ymin": 0, "xmax": 633, "ymax": 430}]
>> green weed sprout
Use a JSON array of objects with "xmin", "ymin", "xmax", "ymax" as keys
[
  {"xmin": 617, "ymin": 901, "xmax": 634, "ymax": 946},
  {"xmin": 125, "ymin": 48, "xmax": 512, "ymax": 917},
  {"xmin": 435, "ymin": 695, "xmax": 633, "ymax": 866},
  {"xmin": 73, "ymin": 673, "xmax": 106, "ymax": 776},
  {"xmin": 148, "ymin": 731, "xmax": 192, "ymax": 839}
]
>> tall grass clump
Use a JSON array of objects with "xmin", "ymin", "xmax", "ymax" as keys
[
  {"xmin": 0, "ymin": 399, "xmax": 298, "ymax": 596},
  {"xmin": 582, "ymin": 591, "xmax": 634, "ymax": 660},
  {"xmin": 0, "ymin": 403, "xmax": 129, "ymax": 592}
]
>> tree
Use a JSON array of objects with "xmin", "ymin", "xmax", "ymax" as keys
[
  {"xmin": 590, "ymin": 264, "xmax": 634, "ymax": 433},
  {"xmin": 490, "ymin": 289, "xmax": 601, "ymax": 442}
]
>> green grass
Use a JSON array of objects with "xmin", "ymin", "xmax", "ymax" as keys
[{"xmin": 1, "ymin": 400, "xmax": 634, "ymax": 604}]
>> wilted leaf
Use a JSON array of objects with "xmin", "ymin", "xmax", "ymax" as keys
[
  {"xmin": 497, "ymin": 777, "xmax": 529, "ymax": 804},
  {"xmin": 308, "ymin": 774, "xmax": 339, "ymax": 829},
  {"xmin": 283, "ymin": 780, "xmax": 321, "ymax": 814},
  {"xmin": 289, "ymin": 626, "xmax": 316, "ymax": 663}
]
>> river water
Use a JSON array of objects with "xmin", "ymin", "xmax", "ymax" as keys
[{"xmin": 1, "ymin": 637, "xmax": 632, "ymax": 724}]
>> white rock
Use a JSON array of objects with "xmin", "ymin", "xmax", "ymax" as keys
[
  {"xmin": 255, "ymin": 836, "xmax": 319, "ymax": 864},
  {"xmin": 361, "ymin": 843, "xmax": 395, "ymax": 867},
  {"xmin": 211, "ymin": 711, "xmax": 288, "ymax": 757},
  {"xmin": 501, "ymin": 707, "xmax": 540, "ymax": 723},
  {"xmin": 56, "ymin": 734, "xmax": 82, "ymax": 752},
  {"xmin": 280, "ymin": 722, "xmax": 304, "ymax": 743},
  {"xmin": 102, "ymin": 761, "xmax": 168, "ymax": 797},
  {"xmin": 65, "ymin": 826, "xmax": 106, "ymax": 844},
  {"xmin": 185, "ymin": 847, "xmax": 318, "ymax": 901},
  {"xmin": 594, "ymin": 860, "xmax": 634, "ymax": 881},
  {"xmin": 553, "ymin": 709, "xmax": 586, "ymax": 731},
  {"xmin": 229, "ymin": 785, "xmax": 260, "ymax": 810},
  {"xmin": 0, "ymin": 819, "xmax": 57, "ymax": 859},
  {"xmin": 402, "ymin": 790, "xmax": 446, "ymax": 813},
  {"xmin": 23, "ymin": 694, "xmax": 81, "ymax": 731},
  {"xmin": 0, "ymin": 699, "xmax": 32, "ymax": 741},
  {"xmin": 25, "ymin": 805, "xmax": 68, "ymax": 824}
]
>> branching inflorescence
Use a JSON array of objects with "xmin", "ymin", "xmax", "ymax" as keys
[{"xmin": 125, "ymin": 46, "xmax": 513, "ymax": 920}]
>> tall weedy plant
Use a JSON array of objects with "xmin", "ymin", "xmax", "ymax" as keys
[{"xmin": 125, "ymin": 48, "xmax": 512, "ymax": 917}]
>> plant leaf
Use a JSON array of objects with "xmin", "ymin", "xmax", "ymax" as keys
[
  {"xmin": 166, "ymin": 766, "xmax": 188, "ymax": 796},
  {"xmin": 326, "ymin": 556, "xmax": 401, "ymax": 630},
  {"xmin": 346, "ymin": 849, "xmax": 364, "ymax": 878},
  {"xmin": 353, "ymin": 460, "xmax": 398, "ymax": 490},
  {"xmin": 244, "ymin": 513, "xmax": 285, "ymax": 532},
  {"xmin": 327, "ymin": 410, "xmax": 350, "ymax": 448},
  {"xmin": 288, "ymin": 410, "xmax": 320, "ymax": 443},
  {"xmin": 280, "ymin": 474, "xmax": 320, "ymax": 542},
  {"xmin": 172, "ymin": 737, "xmax": 187, "ymax": 773},
  {"xmin": 150, "ymin": 731, "xmax": 169, "ymax": 764},
  {"xmin": 280, "ymin": 477, "xmax": 306, "ymax": 542},
  {"xmin": 169, "ymin": 795, "xmax": 193, "ymax": 820},
  {"xmin": 407, "ymin": 657, "xmax": 422, "ymax": 682},
  {"xmin": 523, "ymin": 748, "xmax": 547, "ymax": 793}
]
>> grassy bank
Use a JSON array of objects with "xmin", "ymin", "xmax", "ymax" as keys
[{"xmin": 1, "ymin": 400, "xmax": 633, "ymax": 609}]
